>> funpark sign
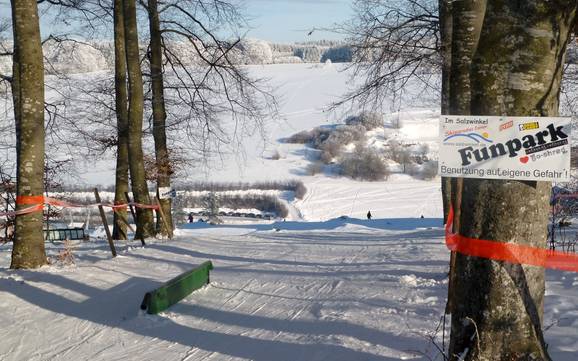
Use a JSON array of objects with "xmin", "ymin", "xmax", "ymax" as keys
[{"xmin": 439, "ymin": 116, "xmax": 571, "ymax": 182}]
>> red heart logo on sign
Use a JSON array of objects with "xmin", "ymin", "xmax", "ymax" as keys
[{"xmin": 520, "ymin": 156, "xmax": 529, "ymax": 164}]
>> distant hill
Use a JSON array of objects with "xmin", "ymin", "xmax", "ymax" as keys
[{"xmin": 0, "ymin": 38, "xmax": 352, "ymax": 75}]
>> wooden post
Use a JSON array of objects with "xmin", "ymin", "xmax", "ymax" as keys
[
  {"xmin": 125, "ymin": 191, "xmax": 137, "ymax": 222},
  {"xmin": 155, "ymin": 196, "xmax": 173, "ymax": 240},
  {"xmin": 94, "ymin": 188, "xmax": 117, "ymax": 257},
  {"xmin": 113, "ymin": 208, "xmax": 136, "ymax": 234},
  {"xmin": 125, "ymin": 191, "xmax": 146, "ymax": 246}
]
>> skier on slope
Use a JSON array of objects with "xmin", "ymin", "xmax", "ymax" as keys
[{"xmin": 367, "ymin": 211, "xmax": 372, "ymax": 220}]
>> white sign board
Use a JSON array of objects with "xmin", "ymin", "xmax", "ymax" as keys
[
  {"xmin": 159, "ymin": 187, "xmax": 176, "ymax": 199},
  {"xmin": 439, "ymin": 116, "xmax": 571, "ymax": 182}
]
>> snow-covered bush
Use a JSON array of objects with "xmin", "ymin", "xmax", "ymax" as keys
[
  {"xmin": 44, "ymin": 40, "xmax": 109, "ymax": 74},
  {"xmin": 294, "ymin": 182, "xmax": 307, "ymax": 199},
  {"xmin": 417, "ymin": 144, "xmax": 430, "ymax": 161},
  {"xmin": 232, "ymin": 39, "xmax": 273, "ymax": 64},
  {"xmin": 385, "ymin": 139, "xmax": 413, "ymax": 172},
  {"xmin": 320, "ymin": 140, "xmax": 341, "ymax": 163},
  {"xmin": 288, "ymin": 125, "xmax": 367, "ymax": 164},
  {"xmin": 345, "ymin": 111, "xmax": 383, "ymax": 130},
  {"xmin": 386, "ymin": 140, "xmax": 403, "ymax": 162},
  {"xmin": 161, "ymin": 40, "xmax": 204, "ymax": 66},
  {"xmin": 0, "ymin": 39, "xmax": 111, "ymax": 75},
  {"xmin": 399, "ymin": 150, "xmax": 413, "ymax": 172},
  {"xmin": 327, "ymin": 124, "xmax": 367, "ymax": 146},
  {"xmin": 310, "ymin": 127, "xmax": 332, "ymax": 147},
  {"xmin": 306, "ymin": 161, "xmax": 324, "ymax": 175},
  {"xmin": 405, "ymin": 160, "xmax": 438, "ymax": 180},
  {"xmin": 317, "ymin": 125, "xmax": 366, "ymax": 164},
  {"xmin": 421, "ymin": 160, "xmax": 438, "ymax": 180},
  {"xmin": 339, "ymin": 146, "xmax": 389, "ymax": 181},
  {"xmin": 285, "ymin": 130, "xmax": 314, "ymax": 144}
]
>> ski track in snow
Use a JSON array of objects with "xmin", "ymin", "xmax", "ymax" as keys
[
  {"xmin": 0, "ymin": 222, "xmax": 451, "ymax": 361},
  {"xmin": 1, "ymin": 221, "xmax": 575, "ymax": 360}
]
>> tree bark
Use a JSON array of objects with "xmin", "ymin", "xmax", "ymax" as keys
[
  {"xmin": 439, "ymin": 0, "xmax": 453, "ymax": 224},
  {"xmin": 148, "ymin": 0, "xmax": 173, "ymax": 237},
  {"xmin": 122, "ymin": 0, "xmax": 155, "ymax": 239},
  {"xmin": 10, "ymin": 0, "xmax": 47, "ymax": 269},
  {"xmin": 449, "ymin": 1, "xmax": 577, "ymax": 360},
  {"xmin": 445, "ymin": 0, "xmax": 486, "ymax": 315},
  {"xmin": 112, "ymin": 0, "xmax": 130, "ymax": 240}
]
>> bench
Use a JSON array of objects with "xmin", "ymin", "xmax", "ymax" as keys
[{"xmin": 44, "ymin": 228, "xmax": 86, "ymax": 242}]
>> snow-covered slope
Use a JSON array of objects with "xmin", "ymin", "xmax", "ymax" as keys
[{"xmin": 1, "ymin": 214, "xmax": 577, "ymax": 360}]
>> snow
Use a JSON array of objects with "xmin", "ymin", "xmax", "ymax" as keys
[
  {"xmin": 295, "ymin": 175, "xmax": 442, "ymax": 221},
  {"xmin": 1, "ymin": 212, "xmax": 576, "ymax": 360},
  {"xmin": 0, "ymin": 62, "xmax": 577, "ymax": 360},
  {"xmin": 0, "ymin": 217, "xmax": 451, "ymax": 360}
]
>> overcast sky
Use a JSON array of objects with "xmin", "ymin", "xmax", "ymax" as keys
[{"xmin": 243, "ymin": 0, "xmax": 352, "ymax": 43}]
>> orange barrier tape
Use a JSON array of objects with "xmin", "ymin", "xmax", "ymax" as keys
[
  {"xmin": 9, "ymin": 195, "xmax": 159, "ymax": 214},
  {"xmin": 0, "ymin": 204, "xmax": 44, "ymax": 217},
  {"xmin": 16, "ymin": 195, "xmax": 45, "ymax": 205},
  {"xmin": 446, "ymin": 206, "xmax": 578, "ymax": 272}
]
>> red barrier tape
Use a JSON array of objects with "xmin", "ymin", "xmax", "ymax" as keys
[
  {"xmin": 0, "ymin": 204, "xmax": 44, "ymax": 217},
  {"xmin": 3, "ymin": 195, "xmax": 159, "ymax": 217},
  {"xmin": 446, "ymin": 206, "xmax": 578, "ymax": 272},
  {"xmin": 16, "ymin": 195, "xmax": 45, "ymax": 205}
]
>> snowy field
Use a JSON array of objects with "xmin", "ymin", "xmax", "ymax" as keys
[
  {"xmin": 1, "ymin": 217, "xmax": 577, "ymax": 360},
  {"xmin": 0, "ymin": 219, "xmax": 448, "ymax": 360},
  {"xmin": 1, "ymin": 63, "xmax": 577, "ymax": 360}
]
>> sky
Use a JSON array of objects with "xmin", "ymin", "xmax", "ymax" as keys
[
  {"xmin": 243, "ymin": 0, "xmax": 352, "ymax": 43},
  {"xmin": 0, "ymin": 0, "xmax": 353, "ymax": 44}
]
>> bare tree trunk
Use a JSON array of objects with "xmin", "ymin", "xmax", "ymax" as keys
[
  {"xmin": 439, "ymin": 0, "xmax": 455, "ymax": 316},
  {"xmin": 122, "ymin": 0, "xmax": 155, "ymax": 239},
  {"xmin": 439, "ymin": 0, "xmax": 453, "ymax": 224},
  {"xmin": 10, "ymin": 0, "xmax": 47, "ymax": 269},
  {"xmin": 112, "ymin": 0, "xmax": 129, "ymax": 240},
  {"xmin": 449, "ymin": 2, "xmax": 577, "ymax": 360},
  {"xmin": 449, "ymin": 0, "xmax": 486, "ymax": 115},
  {"xmin": 148, "ymin": 0, "xmax": 173, "ymax": 237},
  {"xmin": 445, "ymin": 0, "xmax": 486, "ymax": 316}
]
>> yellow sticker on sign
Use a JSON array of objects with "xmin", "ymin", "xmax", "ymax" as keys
[{"xmin": 519, "ymin": 122, "xmax": 540, "ymax": 131}]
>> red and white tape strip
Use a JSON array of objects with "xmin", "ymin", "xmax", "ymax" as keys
[
  {"xmin": 0, "ymin": 195, "xmax": 161, "ymax": 217},
  {"xmin": 446, "ymin": 206, "xmax": 578, "ymax": 272}
]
